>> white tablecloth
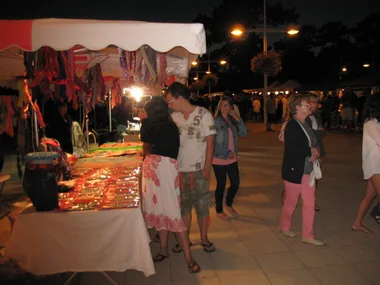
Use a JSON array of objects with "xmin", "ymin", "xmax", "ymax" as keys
[{"xmin": 6, "ymin": 207, "xmax": 155, "ymax": 277}]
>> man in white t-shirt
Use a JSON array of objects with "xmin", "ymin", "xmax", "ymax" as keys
[{"xmin": 165, "ymin": 82, "xmax": 216, "ymax": 253}]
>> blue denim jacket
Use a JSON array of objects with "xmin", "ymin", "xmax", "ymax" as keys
[{"xmin": 214, "ymin": 115, "xmax": 248, "ymax": 159}]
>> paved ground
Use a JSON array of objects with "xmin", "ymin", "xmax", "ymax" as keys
[{"xmin": 1, "ymin": 122, "xmax": 380, "ymax": 285}]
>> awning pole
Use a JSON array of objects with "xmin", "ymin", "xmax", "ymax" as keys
[{"xmin": 108, "ymin": 88, "xmax": 112, "ymax": 132}]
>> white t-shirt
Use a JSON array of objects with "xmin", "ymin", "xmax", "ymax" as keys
[{"xmin": 171, "ymin": 106, "xmax": 216, "ymax": 172}]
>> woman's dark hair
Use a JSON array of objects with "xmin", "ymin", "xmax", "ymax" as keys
[
  {"xmin": 364, "ymin": 93, "xmax": 380, "ymax": 122},
  {"xmin": 144, "ymin": 96, "xmax": 169, "ymax": 122}
]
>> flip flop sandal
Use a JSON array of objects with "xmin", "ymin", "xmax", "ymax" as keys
[
  {"xmin": 351, "ymin": 226, "xmax": 374, "ymax": 234},
  {"xmin": 370, "ymin": 213, "xmax": 380, "ymax": 224},
  {"xmin": 172, "ymin": 242, "xmax": 193, "ymax": 253},
  {"xmin": 153, "ymin": 253, "xmax": 169, "ymax": 262},
  {"xmin": 201, "ymin": 242, "xmax": 216, "ymax": 253},
  {"xmin": 188, "ymin": 262, "xmax": 201, "ymax": 274}
]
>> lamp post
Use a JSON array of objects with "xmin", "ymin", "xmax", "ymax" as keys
[
  {"xmin": 231, "ymin": 0, "xmax": 298, "ymax": 125},
  {"xmin": 191, "ymin": 59, "xmax": 227, "ymax": 95}
]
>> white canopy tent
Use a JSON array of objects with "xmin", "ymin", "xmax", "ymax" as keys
[{"xmin": 0, "ymin": 18, "xmax": 207, "ymax": 149}]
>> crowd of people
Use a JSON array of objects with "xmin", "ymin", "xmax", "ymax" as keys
[{"xmin": 138, "ymin": 82, "xmax": 380, "ymax": 274}]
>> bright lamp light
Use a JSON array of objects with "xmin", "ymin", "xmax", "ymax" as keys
[
  {"xmin": 287, "ymin": 29, "xmax": 299, "ymax": 35},
  {"xmin": 231, "ymin": 29, "xmax": 243, "ymax": 36},
  {"xmin": 130, "ymin": 87, "xmax": 143, "ymax": 102}
]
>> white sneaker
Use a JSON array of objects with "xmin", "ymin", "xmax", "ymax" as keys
[
  {"xmin": 302, "ymin": 238, "xmax": 325, "ymax": 246},
  {"xmin": 278, "ymin": 228, "xmax": 297, "ymax": 238}
]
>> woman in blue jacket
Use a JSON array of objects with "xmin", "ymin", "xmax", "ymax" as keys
[{"xmin": 212, "ymin": 96, "xmax": 247, "ymax": 220}]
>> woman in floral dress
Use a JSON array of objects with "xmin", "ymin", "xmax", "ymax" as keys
[{"xmin": 140, "ymin": 96, "xmax": 200, "ymax": 274}]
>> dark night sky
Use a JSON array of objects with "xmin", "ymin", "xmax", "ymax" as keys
[{"xmin": 1, "ymin": 0, "xmax": 379, "ymax": 27}]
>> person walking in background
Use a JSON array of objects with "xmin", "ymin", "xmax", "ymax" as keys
[
  {"xmin": 266, "ymin": 94, "xmax": 276, "ymax": 132},
  {"xmin": 252, "ymin": 96, "xmax": 261, "ymax": 122},
  {"xmin": 46, "ymin": 101, "xmax": 73, "ymax": 154},
  {"xmin": 321, "ymin": 95, "xmax": 333, "ymax": 129},
  {"xmin": 212, "ymin": 96, "xmax": 247, "ymax": 220},
  {"xmin": 307, "ymin": 94, "xmax": 326, "ymax": 212},
  {"xmin": 352, "ymin": 93, "xmax": 380, "ymax": 233},
  {"xmin": 279, "ymin": 94, "xmax": 324, "ymax": 246},
  {"xmin": 114, "ymin": 96, "xmax": 133, "ymax": 142},
  {"xmin": 165, "ymin": 82, "xmax": 217, "ymax": 254},
  {"xmin": 140, "ymin": 97, "xmax": 200, "ymax": 273}
]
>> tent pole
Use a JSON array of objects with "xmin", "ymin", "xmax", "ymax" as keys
[
  {"xmin": 108, "ymin": 88, "xmax": 112, "ymax": 132},
  {"xmin": 33, "ymin": 108, "xmax": 39, "ymax": 149},
  {"xmin": 85, "ymin": 113, "xmax": 89, "ymax": 152}
]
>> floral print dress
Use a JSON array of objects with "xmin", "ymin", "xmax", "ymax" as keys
[{"xmin": 142, "ymin": 155, "xmax": 186, "ymax": 232}]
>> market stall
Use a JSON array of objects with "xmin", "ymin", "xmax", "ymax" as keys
[{"xmin": 0, "ymin": 18, "xmax": 206, "ymax": 284}]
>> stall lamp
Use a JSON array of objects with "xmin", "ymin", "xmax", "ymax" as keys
[
  {"xmin": 267, "ymin": 92, "xmax": 270, "ymax": 95},
  {"xmin": 363, "ymin": 64, "xmax": 370, "ymax": 68},
  {"xmin": 130, "ymin": 87, "xmax": 143, "ymax": 102},
  {"xmin": 220, "ymin": 60, "xmax": 227, "ymax": 65},
  {"xmin": 275, "ymin": 91, "xmax": 279, "ymax": 95},
  {"xmin": 285, "ymin": 91, "xmax": 289, "ymax": 95},
  {"xmin": 191, "ymin": 61, "xmax": 198, "ymax": 66},
  {"xmin": 206, "ymin": 71, "xmax": 211, "ymax": 74},
  {"xmin": 194, "ymin": 77, "xmax": 198, "ymax": 80}
]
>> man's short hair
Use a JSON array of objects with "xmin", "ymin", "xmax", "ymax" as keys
[{"xmin": 166, "ymin": 82, "xmax": 190, "ymax": 100}]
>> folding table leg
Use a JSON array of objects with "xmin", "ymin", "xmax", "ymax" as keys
[
  {"xmin": 63, "ymin": 272, "xmax": 78, "ymax": 285},
  {"xmin": 101, "ymin": 272, "xmax": 120, "ymax": 285}
]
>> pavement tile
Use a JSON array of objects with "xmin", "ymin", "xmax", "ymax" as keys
[
  {"xmin": 267, "ymin": 269, "xmax": 322, "ymax": 285},
  {"xmin": 294, "ymin": 248, "xmax": 347, "ymax": 268},
  {"xmin": 241, "ymin": 229, "xmax": 290, "ymax": 255},
  {"xmin": 219, "ymin": 271, "xmax": 271, "ymax": 285},
  {"xmin": 336, "ymin": 245, "xmax": 380, "ymax": 263},
  {"xmin": 79, "ymin": 271, "xmax": 125, "ymax": 285},
  {"xmin": 354, "ymin": 261, "xmax": 380, "ymax": 285},
  {"xmin": 173, "ymin": 277, "xmax": 221, "ymax": 285},
  {"xmin": 211, "ymin": 249, "xmax": 260, "ymax": 278},
  {"xmin": 310, "ymin": 265, "xmax": 373, "ymax": 285},
  {"xmin": 255, "ymin": 252, "xmax": 305, "ymax": 273}
]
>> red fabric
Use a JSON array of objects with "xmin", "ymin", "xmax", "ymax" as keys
[
  {"xmin": 165, "ymin": 75, "xmax": 176, "ymax": 87},
  {"xmin": 0, "ymin": 20, "xmax": 32, "ymax": 51},
  {"xmin": 0, "ymin": 96, "xmax": 15, "ymax": 137}
]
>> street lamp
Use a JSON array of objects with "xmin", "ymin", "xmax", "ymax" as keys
[{"xmin": 230, "ymin": 0, "xmax": 298, "ymax": 126}]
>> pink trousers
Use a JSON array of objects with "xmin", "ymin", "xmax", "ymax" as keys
[{"xmin": 280, "ymin": 175, "xmax": 315, "ymax": 239}]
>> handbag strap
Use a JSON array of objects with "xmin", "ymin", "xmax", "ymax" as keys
[{"xmin": 295, "ymin": 120, "xmax": 311, "ymax": 147}]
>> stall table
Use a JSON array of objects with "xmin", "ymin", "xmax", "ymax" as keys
[{"xmin": 6, "ymin": 147, "xmax": 154, "ymax": 284}]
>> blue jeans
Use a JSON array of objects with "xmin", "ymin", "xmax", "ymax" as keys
[{"xmin": 371, "ymin": 202, "xmax": 380, "ymax": 217}]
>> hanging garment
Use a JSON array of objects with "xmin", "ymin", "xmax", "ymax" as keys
[
  {"xmin": 157, "ymin": 53, "xmax": 168, "ymax": 87},
  {"xmin": 0, "ymin": 96, "xmax": 15, "ymax": 137},
  {"xmin": 140, "ymin": 46, "xmax": 157, "ymax": 86},
  {"xmin": 89, "ymin": 63, "xmax": 105, "ymax": 104}
]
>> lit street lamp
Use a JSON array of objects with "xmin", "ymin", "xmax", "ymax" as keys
[
  {"xmin": 230, "ymin": 0, "xmax": 298, "ymax": 126},
  {"xmin": 191, "ymin": 58, "xmax": 227, "ymax": 95}
]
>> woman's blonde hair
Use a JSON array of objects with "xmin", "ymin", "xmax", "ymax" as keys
[
  {"xmin": 214, "ymin": 96, "xmax": 234, "ymax": 118},
  {"xmin": 289, "ymin": 94, "xmax": 311, "ymax": 115}
]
